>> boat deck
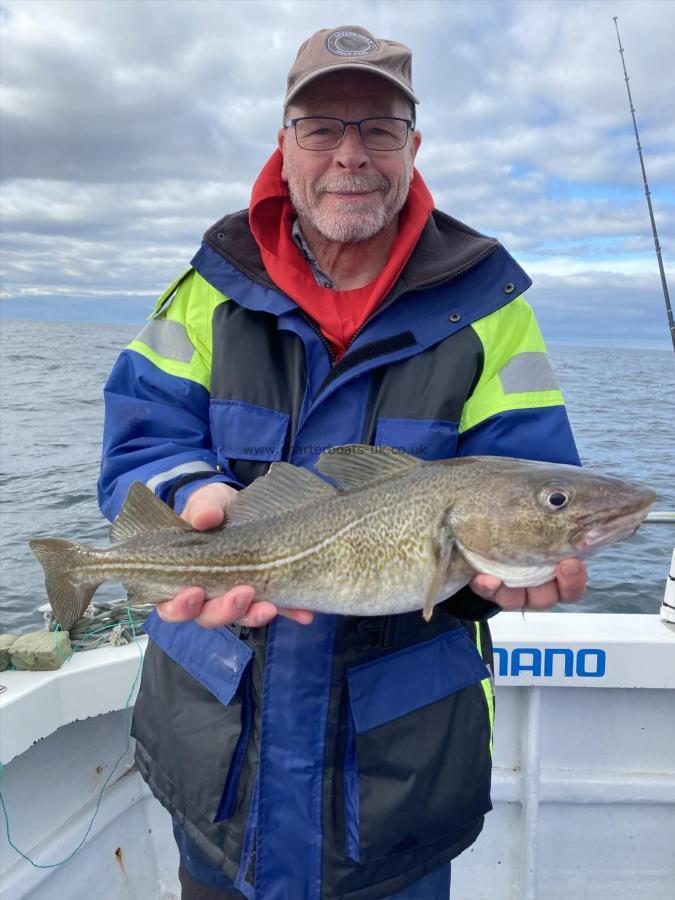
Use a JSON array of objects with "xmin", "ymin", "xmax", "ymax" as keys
[{"xmin": 1, "ymin": 612, "xmax": 674, "ymax": 899}]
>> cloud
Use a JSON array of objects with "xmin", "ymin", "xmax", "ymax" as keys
[{"xmin": 1, "ymin": 0, "xmax": 674, "ymax": 348}]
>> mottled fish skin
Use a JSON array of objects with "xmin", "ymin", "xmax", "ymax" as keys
[
  {"xmin": 87, "ymin": 474, "xmax": 449, "ymax": 614},
  {"xmin": 29, "ymin": 447, "xmax": 656, "ymax": 630}
]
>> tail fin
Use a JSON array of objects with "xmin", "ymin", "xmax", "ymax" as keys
[{"xmin": 29, "ymin": 538, "xmax": 100, "ymax": 630}]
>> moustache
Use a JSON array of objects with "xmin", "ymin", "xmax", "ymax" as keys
[{"xmin": 314, "ymin": 174, "xmax": 390, "ymax": 196}]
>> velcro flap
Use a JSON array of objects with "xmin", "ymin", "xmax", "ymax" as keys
[
  {"xmin": 347, "ymin": 628, "xmax": 489, "ymax": 733},
  {"xmin": 145, "ymin": 611, "xmax": 252, "ymax": 706}
]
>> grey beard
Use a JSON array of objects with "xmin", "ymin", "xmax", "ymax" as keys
[{"xmin": 288, "ymin": 173, "xmax": 411, "ymax": 244}]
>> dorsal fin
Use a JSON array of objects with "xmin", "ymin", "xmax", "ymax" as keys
[
  {"xmin": 314, "ymin": 444, "xmax": 422, "ymax": 491},
  {"xmin": 227, "ymin": 462, "xmax": 336, "ymax": 525},
  {"xmin": 110, "ymin": 481, "xmax": 194, "ymax": 542}
]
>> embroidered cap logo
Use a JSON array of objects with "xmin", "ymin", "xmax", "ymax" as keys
[{"xmin": 326, "ymin": 30, "xmax": 378, "ymax": 56}]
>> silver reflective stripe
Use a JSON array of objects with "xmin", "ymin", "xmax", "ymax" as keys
[
  {"xmin": 136, "ymin": 318, "xmax": 194, "ymax": 363},
  {"xmin": 498, "ymin": 352, "xmax": 560, "ymax": 394},
  {"xmin": 146, "ymin": 460, "xmax": 216, "ymax": 493}
]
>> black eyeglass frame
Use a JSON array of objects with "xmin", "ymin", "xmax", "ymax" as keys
[{"xmin": 284, "ymin": 116, "xmax": 415, "ymax": 151}]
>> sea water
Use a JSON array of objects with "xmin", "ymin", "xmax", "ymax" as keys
[{"xmin": 1, "ymin": 320, "xmax": 673, "ymax": 633}]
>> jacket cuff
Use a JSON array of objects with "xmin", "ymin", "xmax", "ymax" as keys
[{"xmin": 441, "ymin": 585, "xmax": 501, "ymax": 621}]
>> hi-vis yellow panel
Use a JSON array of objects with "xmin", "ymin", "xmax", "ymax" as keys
[
  {"xmin": 475, "ymin": 622, "xmax": 495, "ymax": 756},
  {"xmin": 128, "ymin": 270, "xmax": 228, "ymax": 391},
  {"xmin": 460, "ymin": 296, "xmax": 566, "ymax": 434}
]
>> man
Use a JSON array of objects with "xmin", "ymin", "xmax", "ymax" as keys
[{"xmin": 99, "ymin": 26, "xmax": 586, "ymax": 900}]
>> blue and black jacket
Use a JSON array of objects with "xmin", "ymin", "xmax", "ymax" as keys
[{"xmin": 99, "ymin": 206, "xmax": 579, "ymax": 899}]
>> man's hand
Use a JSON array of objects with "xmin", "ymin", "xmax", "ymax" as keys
[
  {"xmin": 156, "ymin": 482, "xmax": 314, "ymax": 628},
  {"xmin": 470, "ymin": 558, "xmax": 587, "ymax": 611}
]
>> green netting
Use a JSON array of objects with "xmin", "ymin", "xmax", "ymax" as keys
[{"xmin": 44, "ymin": 601, "xmax": 154, "ymax": 652}]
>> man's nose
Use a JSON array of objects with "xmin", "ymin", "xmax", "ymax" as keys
[{"xmin": 333, "ymin": 124, "xmax": 369, "ymax": 169}]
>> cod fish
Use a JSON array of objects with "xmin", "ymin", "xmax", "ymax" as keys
[{"xmin": 30, "ymin": 445, "xmax": 656, "ymax": 630}]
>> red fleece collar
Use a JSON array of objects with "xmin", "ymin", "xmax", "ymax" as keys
[{"xmin": 248, "ymin": 150, "xmax": 434, "ymax": 360}]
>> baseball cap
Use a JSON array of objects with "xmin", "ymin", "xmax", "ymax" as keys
[{"xmin": 285, "ymin": 26, "xmax": 419, "ymax": 108}]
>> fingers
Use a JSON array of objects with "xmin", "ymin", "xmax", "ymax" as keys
[
  {"xmin": 156, "ymin": 586, "xmax": 207, "ymax": 622},
  {"xmin": 181, "ymin": 483, "xmax": 239, "ymax": 531},
  {"xmin": 278, "ymin": 607, "xmax": 314, "ymax": 625},
  {"xmin": 190, "ymin": 504, "xmax": 227, "ymax": 532},
  {"xmin": 494, "ymin": 585, "xmax": 528, "ymax": 611},
  {"xmin": 156, "ymin": 584, "xmax": 255, "ymax": 627},
  {"xmin": 157, "ymin": 584, "xmax": 314, "ymax": 629},
  {"xmin": 521, "ymin": 560, "xmax": 586, "ymax": 610},
  {"xmin": 471, "ymin": 574, "xmax": 502, "ymax": 601},
  {"xmin": 196, "ymin": 593, "xmax": 314, "ymax": 628},
  {"xmin": 195, "ymin": 585, "xmax": 258, "ymax": 627},
  {"xmin": 470, "ymin": 558, "xmax": 587, "ymax": 612},
  {"xmin": 202, "ymin": 598, "xmax": 313, "ymax": 628},
  {"xmin": 522, "ymin": 579, "xmax": 559, "ymax": 611},
  {"xmin": 472, "ymin": 576, "xmax": 552, "ymax": 611},
  {"xmin": 157, "ymin": 584, "xmax": 266, "ymax": 628},
  {"xmin": 556, "ymin": 558, "xmax": 587, "ymax": 603},
  {"xmin": 471, "ymin": 574, "xmax": 527, "ymax": 610}
]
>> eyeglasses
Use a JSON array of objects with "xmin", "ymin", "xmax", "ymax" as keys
[{"xmin": 284, "ymin": 116, "xmax": 414, "ymax": 152}]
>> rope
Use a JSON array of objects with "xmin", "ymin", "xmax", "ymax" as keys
[
  {"xmin": 0, "ymin": 606, "xmax": 144, "ymax": 868},
  {"xmin": 46, "ymin": 601, "xmax": 153, "ymax": 652}
]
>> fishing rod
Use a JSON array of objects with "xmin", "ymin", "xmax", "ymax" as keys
[{"xmin": 612, "ymin": 16, "xmax": 675, "ymax": 353}]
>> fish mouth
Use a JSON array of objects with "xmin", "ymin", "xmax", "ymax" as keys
[{"xmin": 570, "ymin": 490, "xmax": 656, "ymax": 555}]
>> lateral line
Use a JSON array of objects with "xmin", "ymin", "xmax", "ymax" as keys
[{"xmin": 77, "ymin": 510, "xmax": 380, "ymax": 576}]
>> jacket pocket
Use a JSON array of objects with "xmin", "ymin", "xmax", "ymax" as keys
[
  {"xmin": 374, "ymin": 417, "xmax": 458, "ymax": 460},
  {"xmin": 343, "ymin": 627, "xmax": 493, "ymax": 863},
  {"xmin": 137, "ymin": 611, "xmax": 253, "ymax": 823},
  {"xmin": 210, "ymin": 398, "xmax": 289, "ymax": 463},
  {"xmin": 209, "ymin": 398, "xmax": 290, "ymax": 485}
]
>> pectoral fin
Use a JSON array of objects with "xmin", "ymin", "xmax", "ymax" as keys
[{"xmin": 423, "ymin": 540, "xmax": 456, "ymax": 622}]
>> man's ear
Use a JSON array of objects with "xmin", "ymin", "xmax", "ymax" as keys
[
  {"xmin": 410, "ymin": 130, "xmax": 422, "ymax": 163},
  {"xmin": 277, "ymin": 128, "xmax": 289, "ymax": 183}
]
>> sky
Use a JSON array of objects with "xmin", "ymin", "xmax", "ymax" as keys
[{"xmin": 1, "ymin": 0, "xmax": 674, "ymax": 349}]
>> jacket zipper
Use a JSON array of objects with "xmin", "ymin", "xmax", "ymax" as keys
[
  {"xmin": 297, "ymin": 309, "xmax": 337, "ymax": 364},
  {"xmin": 342, "ymin": 243, "xmax": 499, "ymax": 356}
]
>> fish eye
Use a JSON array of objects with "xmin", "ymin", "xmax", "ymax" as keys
[{"xmin": 546, "ymin": 490, "xmax": 569, "ymax": 510}]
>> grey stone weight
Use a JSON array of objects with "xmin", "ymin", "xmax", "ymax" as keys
[
  {"xmin": 0, "ymin": 634, "xmax": 19, "ymax": 671},
  {"xmin": 10, "ymin": 631, "xmax": 72, "ymax": 671}
]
